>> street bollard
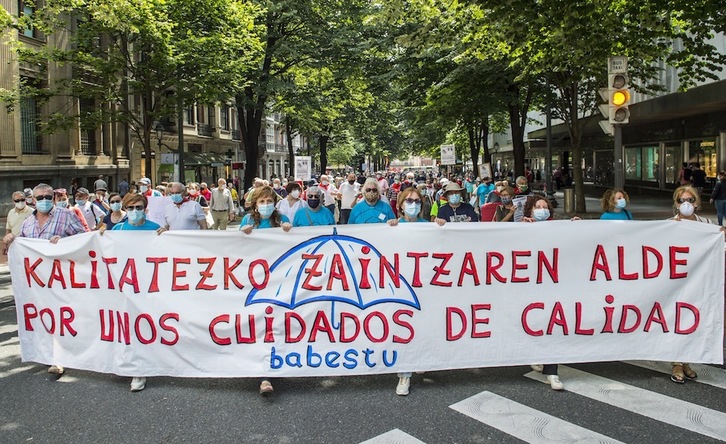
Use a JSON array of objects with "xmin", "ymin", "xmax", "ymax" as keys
[{"xmin": 564, "ymin": 188, "xmax": 574, "ymax": 213}]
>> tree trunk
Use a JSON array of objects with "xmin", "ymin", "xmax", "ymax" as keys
[
  {"xmin": 467, "ymin": 122, "xmax": 480, "ymax": 178},
  {"xmin": 319, "ymin": 131, "xmax": 329, "ymax": 173},
  {"xmin": 506, "ymin": 82, "xmax": 532, "ymax": 180},
  {"xmin": 285, "ymin": 118, "xmax": 295, "ymax": 179}
]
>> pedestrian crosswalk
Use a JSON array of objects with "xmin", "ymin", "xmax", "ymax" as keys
[{"xmin": 359, "ymin": 361, "xmax": 726, "ymax": 443}]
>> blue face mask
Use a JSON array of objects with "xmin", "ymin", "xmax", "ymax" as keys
[
  {"xmin": 36, "ymin": 199, "xmax": 53, "ymax": 213},
  {"xmin": 127, "ymin": 209, "xmax": 145, "ymax": 224},
  {"xmin": 55, "ymin": 200, "xmax": 69, "ymax": 209},
  {"xmin": 448, "ymin": 194, "xmax": 461, "ymax": 205},
  {"xmin": 404, "ymin": 202, "xmax": 421, "ymax": 217},
  {"xmin": 170, "ymin": 193, "xmax": 183, "ymax": 204},
  {"xmin": 76, "ymin": 199, "xmax": 87, "ymax": 206},
  {"xmin": 533, "ymin": 208, "xmax": 550, "ymax": 221},
  {"xmin": 615, "ymin": 198, "xmax": 626, "ymax": 209},
  {"xmin": 258, "ymin": 203, "xmax": 275, "ymax": 219},
  {"xmin": 110, "ymin": 202, "xmax": 122, "ymax": 212}
]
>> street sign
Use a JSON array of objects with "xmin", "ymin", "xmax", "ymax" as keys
[{"xmin": 609, "ymin": 56, "xmax": 628, "ymax": 74}]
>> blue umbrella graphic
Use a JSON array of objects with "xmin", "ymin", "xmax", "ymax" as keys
[{"xmin": 245, "ymin": 228, "xmax": 420, "ymax": 327}]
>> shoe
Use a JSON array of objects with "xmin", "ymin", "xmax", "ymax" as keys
[
  {"xmin": 396, "ymin": 376, "xmax": 410, "ymax": 396},
  {"xmin": 259, "ymin": 380, "xmax": 273, "ymax": 395},
  {"xmin": 671, "ymin": 364, "xmax": 686, "ymax": 383},
  {"xmin": 682, "ymin": 363, "xmax": 697, "ymax": 379},
  {"xmin": 531, "ymin": 364, "xmax": 543, "ymax": 373},
  {"xmin": 130, "ymin": 377, "xmax": 146, "ymax": 392},
  {"xmin": 48, "ymin": 365, "xmax": 64, "ymax": 375},
  {"xmin": 547, "ymin": 375, "xmax": 564, "ymax": 391}
]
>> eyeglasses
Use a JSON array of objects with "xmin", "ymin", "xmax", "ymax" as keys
[
  {"xmin": 126, "ymin": 205, "xmax": 145, "ymax": 211},
  {"xmin": 365, "ymin": 188, "xmax": 378, "ymax": 193},
  {"xmin": 34, "ymin": 195, "xmax": 53, "ymax": 201},
  {"xmin": 677, "ymin": 197, "xmax": 696, "ymax": 204},
  {"xmin": 404, "ymin": 198, "xmax": 421, "ymax": 204},
  {"xmin": 307, "ymin": 194, "xmax": 321, "ymax": 198},
  {"xmin": 110, "ymin": 200, "xmax": 122, "ymax": 204},
  {"xmin": 13, "ymin": 198, "xmax": 25, "ymax": 203}
]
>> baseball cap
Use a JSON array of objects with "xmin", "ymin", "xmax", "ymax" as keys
[{"xmin": 139, "ymin": 178, "xmax": 151, "ymax": 185}]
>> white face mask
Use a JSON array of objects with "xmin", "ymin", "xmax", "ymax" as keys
[
  {"xmin": 679, "ymin": 201, "xmax": 695, "ymax": 217},
  {"xmin": 290, "ymin": 190, "xmax": 301, "ymax": 199},
  {"xmin": 15, "ymin": 201, "xmax": 26, "ymax": 210},
  {"xmin": 139, "ymin": 185, "xmax": 148, "ymax": 193}
]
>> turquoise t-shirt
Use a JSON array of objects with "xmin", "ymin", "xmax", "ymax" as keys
[
  {"xmin": 600, "ymin": 210, "xmax": 633, "ymax": 220},
  {"xmin": 398, "ymin": 217, "xmax": 429, "ymax": 223},
  {"xmin": 111, "ymin": 219, "xmax": 161, "ymax": 230},
  {"xmin": 292, "ymin": 207, "xmax": 335, "ymax": 227},
  {"xmin": 349, "ymin": 199, "xmax": 395, "ymax": 224},
  {"xmin": 240, "ymin": 213, "xmax": 290, "ymax": 229}
]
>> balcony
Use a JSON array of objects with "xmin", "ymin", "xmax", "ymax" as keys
[{"xmin": 196, "ymin": 123, "xmax": 214, "ymax": 137}]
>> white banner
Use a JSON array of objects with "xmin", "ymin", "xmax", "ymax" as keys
[
  {"xmin": 9, "ymin": 221, "xmax": 724, "ymax": 378},
  {"xmin": 295, "ymin": 156, "xmax": 311, "ymax": 181}
]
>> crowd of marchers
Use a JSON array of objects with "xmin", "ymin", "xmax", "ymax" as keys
[{"xmin": 3, "ymin": 169, "xmax": 725, "ymax": 396}]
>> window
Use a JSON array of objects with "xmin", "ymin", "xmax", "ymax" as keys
[
  {"xmin": 19, "ymin": 0, "xmax": 37, "ymax": 39},
  {"xmin": 184, "ymin": 106, "xmax": 195, "ymax": 125},
  {"xmin": 220, "ymin": 106, "xmax": 229, "ymax": 131},
  {"xmin": 664, "ymin": 142, "xmax": 682, "ymax": 185},
  {"xmin": 688, "ymin": 139, "xmax": 718, "ymax": 178},
  {"xmin": 207, "ymin": 106, "xmax": 215, "ymax": 128},
  {"xmin": 624, "ymin": 147, "xmax": 642, "ymax": 180},
  {"xmin": 79, "ymin": 98, "xmax": 97, "ymax": 155},
  {"xmin": 20, "ymin": 77, "xmax": 42, "ymax": 154},
  {"xmin": 641, "ymin": 146, "xmax": 659, "ymax": 182}
]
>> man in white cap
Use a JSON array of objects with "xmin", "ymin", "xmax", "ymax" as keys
[{"xmin": 137, "ymin": 177, "xmax": 162, "ymax": 198}]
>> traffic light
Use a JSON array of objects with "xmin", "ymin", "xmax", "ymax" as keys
[{"xmin": 608, "ymin": 73, "xmax": 630, "ymax": 124}]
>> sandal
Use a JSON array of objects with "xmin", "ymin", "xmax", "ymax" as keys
[
  {"xmin": 682, "ymin": 364, "xmax": 697, "ymax": 380},
  {"xmin": 671, "ymin": 364, "xmax": 685, "ymax": 384},
  {"xmin": 259, "ymin": 379, "xmax": 273, "ymax": 395}
]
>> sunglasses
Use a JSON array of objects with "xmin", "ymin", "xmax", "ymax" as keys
[
  {"xmin": 34, "ymin": 195, "xmax": 53, "ymax": 201},
  {"xmin": 126, "ymin": 205, "xmax": 145, "ymax": 211},
  {"xmin": 13, "ymin": 198, "xmax": 25, "ymax": 203},
  {"xmin": 365, "ymin": 188, "xmax": 378, "ymax": 193},
  {"xmin": 404, "ymin": 198, "xmax": 421, "ymax": 204},
  {"xmin": 307, "ymin": 194, "xmax": 321, "ymax": 198},
  {"xmin": 110, "ymin": 199, "xmax": 122, "ymax": 204},
  {"xmin": 677, "ymin": 197, "xmax": 696, "ymax": 204}
]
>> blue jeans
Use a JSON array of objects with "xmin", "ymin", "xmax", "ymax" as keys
[{"xmin": 716, "ymin": 199, "xmax": 726, "ymax": 226}]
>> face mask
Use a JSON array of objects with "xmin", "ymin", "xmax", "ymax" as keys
[
  {"xmin": 615, "ymin": 198, "xmax": 627, "ymax": 209},
  {"xmin": 496, "ymin": 186, "xmax": 504, "ymax": 192},
  {"xmin": 448, "ymin": 194, "xmax": 461, "ymax": 205},
  {"xmin": 404, "ymin": 202, "xmax": 421, "ymax": 217},
  {"xmin": 189, "ymin": 189, "xmax": 199, "ymax": 196},
  {"xmin": 321, "ymin": 181, "xmax": 329, "ymax": 186},
  {"xmin": 679, "ymin": 201, "xmax": 695, "ymax": 217},
  {"xmin": 76, "ymin": 199, "xmax": 87, "ymax": 206},
  {"xmin": 127, "ymin": 209, "xmax": 145, "ymax": 224},
  {"xmin": 307, "ymin": 198, "xmax": 321, "ymax": 209},
  {"xmin": 273, "ymin": 184, "xmax": 280, "ymax": 189},
  {"xmin": 258, "ymin": 203, "xmax": 275, "ymax": 219},
  {"xmin": 364, "ymin": 190, "xmax": 378, "ymax": 200},
  {"xmin": 26, "ymin": 198, "xmax": 33, "ymax": 205},
  {"xmin": 139, "ymin": 185, "xmax": 148, "ymax": 193},
  {"xmin": 110, "ymin": 202, "xmax": 122, "ymax": 212},
  {"xmin": 55, "ymin": 200, "xmax": 69, "ymax": 209},
  {"xmin": 518, "ymin": 185, "xmax": 528, "ymax": 192},
  {"xmin": 291, "ymin": 190, "xmax": 301, "ymax": 199},
  {"xmin": 15, "ymin": 201, "xmax": 26, "ymax": 210},
  {"xmin": 36, "ymin": 199, "xmax": 53, "ymax": 213},
  {"xmin": 533, "ymin": 208, "xmax": 550, "ymax": 221},
  {"xmin": 170, "ymin": 194, "xmax": 183, "ymax": 204},
  {"xmin": 348, "ymin": 180, "xmax": 355, "ymax": 184},
  {"xmin": 501, "ymin": 197, "xmax": 512, "ymax": 205}
]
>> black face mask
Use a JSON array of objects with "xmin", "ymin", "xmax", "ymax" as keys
[
  {"xmin": 348, "ymin": 180, "xmax": 355, "ymax": 184},
  {"xmin": 307, "ymin": 198, "xmax": 321, "ymax": 209}
]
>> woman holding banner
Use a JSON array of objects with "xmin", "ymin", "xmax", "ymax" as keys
[
  {"xmin": 240, "ymin": 185, "xmax": 292, "ymax": 395},
  {"xmin": 521, "ymin": 195, "xmax": 580, "ymax": 390},
  {"xmin": 667, "ymin": 186, "xmax": 721, "ymax": 383}
]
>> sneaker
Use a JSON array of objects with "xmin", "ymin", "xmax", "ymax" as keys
[
  {"xmin": 396, "ymin": 376, "xmax": 410, "ymax": 396},
  {"xmin": 259, "ymin": 380, "xmax": 274, "ymax": 395},
  {"xmin": 547, "ymin": 374, "xmax": 564, "ymax": 391},
  {"xmin": 48, "ymin": 365, "xmax": 64, "ymax": 375},
  {"xmin": 530, "ymin": 364, "xmax": 543, "ymax": 373},
  {"xmin": 130, "ymin": 377, "xmax": 146, "ymax": 392}
]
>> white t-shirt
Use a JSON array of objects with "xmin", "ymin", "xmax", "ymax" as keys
[
  {"xmin": 338, "ymin": 182, "xmax": 361, "ymax": 210},
  {"xmin": 76, "ymin": 201, "xmax": 106, "ymax": 229},
  {"xmin": 276, "ymin": 197, "xmax": 308, "ymax": 222},
  {"xmin": 319, "ymin": 183, "xmax": 338, "ymax": 206},
  {"xmin": 164, "ymin": 200, "xmax": 206, "ymax": 230}
]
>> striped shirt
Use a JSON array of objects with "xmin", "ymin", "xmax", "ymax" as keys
[{"xmin": 19, "ymin": 207, "xmax": 87, "ymax": 239}]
